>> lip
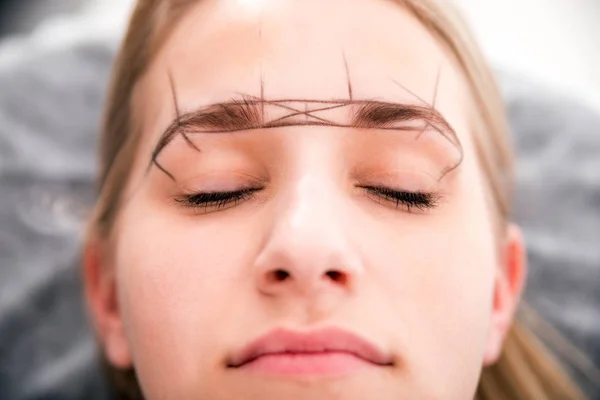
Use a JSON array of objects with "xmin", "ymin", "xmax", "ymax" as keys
[{"xmin": 227, "ymin": 327, "xmax": 394, "ymax": 375}]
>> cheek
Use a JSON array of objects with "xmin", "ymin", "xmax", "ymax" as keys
[
  {"xmin": 113, "ymin": 202, "xmax": 251, "ymax": 394},
  {"xmin": 368, "ymin": 172, "xmax": 497, "ymax": 393}
]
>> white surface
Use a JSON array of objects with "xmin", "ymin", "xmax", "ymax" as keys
[
  {"xmin": 453, "ymin": 0, "xmax": 600, "ymax": 112},
  {"xmin": 7, "ymin": 0, "xmax": 599, "ymax": 111}
]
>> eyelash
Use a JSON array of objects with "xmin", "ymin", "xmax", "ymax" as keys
[
  {"xmin": 358, "ymin": 186, "xmax": 439, "ymax": 212},
  {"xmin": 175, "ymin": 188, "xmax": 260, "ymax": 213},
  {"xmin": 176, "ymin": 186, "xmax": 438, "ymax": 213}
]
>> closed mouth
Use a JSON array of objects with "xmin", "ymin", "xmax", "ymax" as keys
[{"xmin": 227, "ymin": 327, "xmax": 394, "ymax": 375}]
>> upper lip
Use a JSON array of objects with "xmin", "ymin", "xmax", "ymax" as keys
[{"xmin": 227, "ymin": 327, "xmax": 394, "ymax": 368}]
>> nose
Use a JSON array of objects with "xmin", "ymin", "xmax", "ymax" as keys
[{"xmin": 253, "ymin": 175, "xmax": 363, "ymax": 298}]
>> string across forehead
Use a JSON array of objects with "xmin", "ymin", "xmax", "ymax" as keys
[{"xmin": 149, "ymin": 56, "xmax": 463, "ymax": 182}]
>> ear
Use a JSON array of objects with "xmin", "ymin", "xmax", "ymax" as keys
[
  {"xmin": 83, "ymin": 240, "xmax": 133, "ymax": 368},
  {"xmin": 483, "ymin": 223, "xmax": 527, "ymax": 365}
]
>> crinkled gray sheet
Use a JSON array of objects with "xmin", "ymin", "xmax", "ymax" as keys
[{"xmin": 0, "ymin": 38, "xmax": 598, "ymax": 399}]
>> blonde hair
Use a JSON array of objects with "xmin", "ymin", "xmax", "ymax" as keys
[{"xmin": 90, "ymin": 1, "xmax": 592, "ymax": 399}]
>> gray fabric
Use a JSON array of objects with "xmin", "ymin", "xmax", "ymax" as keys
[
  {"xmin": 502, "ymin": 74, "xmax": 600, "ymax": 357},
  {"xmin": 500, "ymin": 74, "xmax": 600, "ymax": 398},
  {"xmin": 0, "ymin": 38, "xmax": 598, "ymax": 399},
  {"xmin": 0, "ymin": 41, "xmax": 114, "ymax": 400}
]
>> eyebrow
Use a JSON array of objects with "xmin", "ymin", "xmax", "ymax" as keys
[
  {"xmin": 152, "ymin": 97, "xmax": 461, "ymax": 158},
  {"xmin": 150, "ymin": 66, "xmax": 464, "ymax": 181}
]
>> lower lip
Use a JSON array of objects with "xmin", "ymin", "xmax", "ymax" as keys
[{"xmin": 238, "ymin": 352, "xmax": 373, "ymax": 375}]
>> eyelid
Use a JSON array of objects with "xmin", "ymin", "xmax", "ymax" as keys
[
  {"xmin": 174, "ymin": 172, "xmax": 269, "ymax": 195},
  {"xmin": 352, "ymin": 169, "xmax": 441, "ymax": 193}
]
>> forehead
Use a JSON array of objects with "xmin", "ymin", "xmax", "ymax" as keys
[{"xmin": 136, "ymin": 0, "xmax": 471, "ymax": 142}]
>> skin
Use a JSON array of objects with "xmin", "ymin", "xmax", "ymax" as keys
[{"xmin": 85, "ymin": 0, "xmax": 527, "ymax": 399}]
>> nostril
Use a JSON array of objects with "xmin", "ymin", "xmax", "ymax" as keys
[
  {"xmin": 271, "ymin": 269, "xmax": 290, "ymax": 282},
  {"xmin": 325, "ymin": 269, "xmax": 347, "ymax": 285}
]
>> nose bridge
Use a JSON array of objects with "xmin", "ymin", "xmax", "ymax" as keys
[
  {"xmin": 287, "ymin": 173, "xmax": 338, "ymax": 241},
  {"xmin": 273, "ymin": 172, "xmax": 347, "ymax": 265}
]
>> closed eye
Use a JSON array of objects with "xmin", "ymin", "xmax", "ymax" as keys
[
  {"xmin": 175, "ymin": 188, "xmax": 261, "ymax": 214},
  {"xmin": 358, "ymin": 186, "xmax": 439, "ymax": 212},
  {"xmin": 175, "ymin": 186, "xmax": 438, "ymax": 214}
]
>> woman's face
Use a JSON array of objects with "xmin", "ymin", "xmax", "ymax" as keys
[{"xmin": 90, "ymin": 0, "xmax": 525, "ymax": 399}]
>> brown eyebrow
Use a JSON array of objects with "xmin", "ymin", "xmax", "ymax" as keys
[
  {"xmin": 150, "ymin": 66, "xmax": 463, "ymax": 181},
  {"xmin": 351, "ymin": 101, "xmax": 459, "ymax": 147},
  {"xmin": 152, "ymin": 98, "xmax": 460, "ymax": 157}
]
